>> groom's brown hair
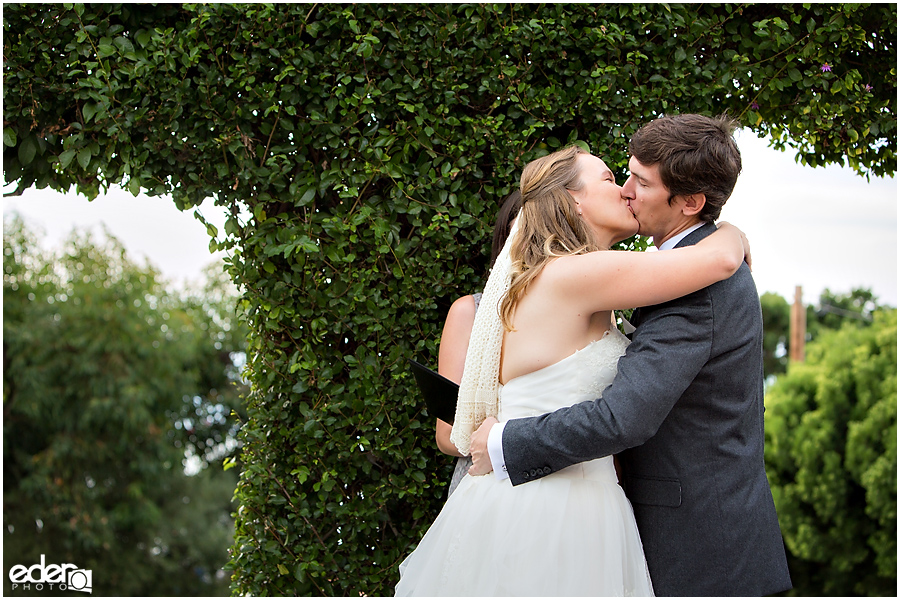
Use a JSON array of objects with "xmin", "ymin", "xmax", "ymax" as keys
[{"xmin": 629, "ymin": 114, "xmax": 742, "ymax": 223}]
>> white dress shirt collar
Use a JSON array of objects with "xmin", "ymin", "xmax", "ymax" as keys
[{"xmin": 658, "ymin": 222, "xmax": 705, "ymax": 251}]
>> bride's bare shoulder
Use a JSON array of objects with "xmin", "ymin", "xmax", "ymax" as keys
[{"xmin": 542, "ymin": 251, "xmax": 612, "ymax": 281}]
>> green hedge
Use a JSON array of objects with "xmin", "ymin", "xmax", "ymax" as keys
[
  {"xmin": 764, "ymin": 310, "xmax": 897, "ymax": 596},
  {"xmin": 3, "ymin": 3, "xmax": 896, "ymax": 595}
]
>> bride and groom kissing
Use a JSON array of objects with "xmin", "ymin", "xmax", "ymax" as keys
[{"xmin": 397, "ymin": 114, "xmax": 792, "ymax": 596}]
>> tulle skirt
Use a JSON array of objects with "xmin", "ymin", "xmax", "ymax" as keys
[{"xmin": 395, "ymin": 457, "xmax": 654, "ymax": 596}]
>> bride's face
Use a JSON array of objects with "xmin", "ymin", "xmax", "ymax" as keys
[{"xmin": 570, "ymin": 153, "xmax": 639, "ymax": 247}]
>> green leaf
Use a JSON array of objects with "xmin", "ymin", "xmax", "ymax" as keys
[
  {"xmin": 224, "ymin": 217, "xmax": 240, "ymax": 237},
  {"xmin": 17, "ymin": 136, "xmax": 37, "ymax": 165},
  {"xmin": 572, "ymin": 140, "xmax": 591, "ymax": 153},
  {"xmin": 59, "ymin": 149, "xmax": 77, "ymax": 169},
  {"xmin": 128, "ymin": 176, "xmax": 141, "ymax": 196},
  {"xmin": 297, "ymin": 188, "xmax": 316, "ymax": 206},
  {"xmin": 97, "ymin": 44, "xmax": 117, "ymax": 58},
  {"xmin": 77, "ymin": 147, "xmax": 92, "ymax": 169},
  {"xmin": 83, "ymin": 102, "xmax": 98, "ymax": 123},
  {"xmin": 3, "ymin": 128, "xmax": 17, "ymax": 147},
  {"xmin": 135, "ymin": 29, "xmax": 152, "ymax": 47},
  {"xmin": 297, "ymin": 237, "xmax": 319, "ymax": 254},
  {"xmin": 114, "ymin": 36, "xmax": 134, "ymax": 53}
]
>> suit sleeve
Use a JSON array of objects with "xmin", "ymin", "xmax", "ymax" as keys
[{"xmin": 502, "ymin": 289, "xmax": 714, "ymax": 486}]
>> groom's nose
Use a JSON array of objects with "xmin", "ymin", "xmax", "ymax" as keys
[{"xmin": 621, "ymin": 175, "xmax": 636, "ymax": 200}]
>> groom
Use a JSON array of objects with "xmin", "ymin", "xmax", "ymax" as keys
[{"xmin": 469, "ymin": 114, "xmax": 792, "ymax": 596}]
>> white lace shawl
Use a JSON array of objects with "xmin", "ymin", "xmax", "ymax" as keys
[{"xmin": 449, "ymin": 211, "xmax": 522, "ymax": 455}]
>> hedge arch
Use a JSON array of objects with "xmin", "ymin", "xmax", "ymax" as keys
[{"xmin": 4, "ymin": 3, "xmax": 895, "ymax": 595}]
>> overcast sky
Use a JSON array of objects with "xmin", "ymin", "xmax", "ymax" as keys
[{"xmin": 3, "ymin": 130, "xmax": 897, "ymax": 306}]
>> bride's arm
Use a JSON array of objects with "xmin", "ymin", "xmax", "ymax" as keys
[{"xmin": 549, "ymin": 222, "xmax": 749, "ymax": 312}]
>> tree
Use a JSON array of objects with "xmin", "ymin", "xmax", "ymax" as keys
[
  {"xmin": 807, "ymin": 287, "xmax": 884, "ymax": 339},
  {"xmin": 3, "ymin": 215, "xmax": 246, "ymax": 596},
  {"xmin": 168, "ymin": 263, "xmax": 250, "ymax": 470},
  {"xmin": 4, "ymin": 4, "xmax": 896, "ymax": 595},
  {"xmin": 764, "ymin": 309, "xmax": 897, "ymax": 596},
  {"xmin": 760, "ymin": 288, "xmax": 890, "ymax": 381},
  {"xmin": 760, "ymin": 291, "xmax": 791, "ymax": 379}
]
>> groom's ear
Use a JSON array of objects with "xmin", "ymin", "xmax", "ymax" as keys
[{"xmin": 680, "ymin": 193, "xmax": 706, "ymax": 217}]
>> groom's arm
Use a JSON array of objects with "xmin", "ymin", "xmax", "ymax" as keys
[{"xmin": 500, "ymin": 293, "xmax": 713, "ymax": 486}]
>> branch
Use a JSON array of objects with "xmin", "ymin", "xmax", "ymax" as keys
[
  {"xmin": 3, "ymin": 182, "xmax": 30, "ymax": 197},
  {"xmin": 260, "ymin": 109, "xmax": 281, "ymax": 170}
]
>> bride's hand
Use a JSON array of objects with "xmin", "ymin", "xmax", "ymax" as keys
[
  {"xmin": 717, "ymin": 221, "xmax": 752, "ymax": 271},
  {"xmin": 468, "ymin": 417, "xmax": 498, "ymax": 476}
]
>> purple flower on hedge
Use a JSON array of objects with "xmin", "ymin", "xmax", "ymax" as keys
[
  {"xmin": 750, "ymin": 101, "xmax": 759, "ymax": 110},
  {"xmin": 864, "ymin": 84, "xmax": 873, "ymax": 92},
  {"xmin": 820, "ymin": 63, "xmax": 832, "ymax": 72}
]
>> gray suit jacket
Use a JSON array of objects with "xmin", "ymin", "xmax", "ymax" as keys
[{"xmin": 502, "ymin": 223, "xmax": 792, "ymax": 596}]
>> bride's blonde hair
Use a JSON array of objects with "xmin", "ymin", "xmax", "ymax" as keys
[{"xmin": 500, "ymin": 145, "xmax": 601, "ymax": 330}]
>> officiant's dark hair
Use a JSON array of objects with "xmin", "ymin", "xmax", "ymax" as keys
[
  {"xmin": 489, "ymin": 190, "xmax": 522, "ymax": 268},
  {"xmin": 629, "ymin": 113, "xmax": 742, "ymax": 223}
]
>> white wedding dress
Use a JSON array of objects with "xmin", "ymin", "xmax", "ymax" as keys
[{"xmin": 395, "ymin": 328, "xmax": 654, "ymax": 596}]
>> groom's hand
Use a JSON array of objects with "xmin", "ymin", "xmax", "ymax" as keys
[{"xmin": 468, "ymin": 417, "xmax": 498, "ymax": 475}]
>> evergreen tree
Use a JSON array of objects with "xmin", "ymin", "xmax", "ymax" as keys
[
  {"xmin": 764, "ymin": 309, "xmax": 897, "ymax": 596},
  {"xmin": 3, "ymin": 216, "xmax": 246, "ymax": 596},
  {"xmin": 760, "ymin": 292, "xmax": 791, "ymax": 379}
]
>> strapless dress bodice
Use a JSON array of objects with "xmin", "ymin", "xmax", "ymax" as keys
[{"xmin": 498, "ymin": 327, "xmax": 630, "ymax": 422}]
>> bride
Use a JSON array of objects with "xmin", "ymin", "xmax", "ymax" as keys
[{"xmin": 395, "ymin": 145, "xmax": 749, "ymax": 596}]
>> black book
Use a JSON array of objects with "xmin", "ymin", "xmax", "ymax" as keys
[{"xmin": 408, "ymin": 359, "xmax": 459, "ymax": 424}]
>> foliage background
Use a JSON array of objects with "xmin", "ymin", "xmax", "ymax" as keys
[
  {"xmin": 3, "ymin": 3, "xmax": 896, "ymax": 596},
  {"xmin": 764, "ymin": 309, "xmax": 897, "ymax": 596},
  {"xmin": 3, "ymin": 216, "xmax": 247, "ymax": 595},
  {"xmin": 760, "ymin": 288, "xmax": 888, "ymax": 380}
]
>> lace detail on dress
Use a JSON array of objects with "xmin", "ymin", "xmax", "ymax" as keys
[
  {"xmin": 574, "ymin": 329, "xmax": 630, "ymax": 400},
  {"xmin": 440, "ymin": 528, "xmax": 463, "ymax": 589}
]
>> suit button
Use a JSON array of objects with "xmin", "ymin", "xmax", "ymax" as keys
[
  {"xmin": 530, "ymin": 468, "xmax": 538, "ymax": 477},
  {"xmin": 522, "ymin": 471, "xmax": 530, "ymax": 479},
  {"xmin": 543, "ymin": 466, "xmax": 552, "ymax": 474}
]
